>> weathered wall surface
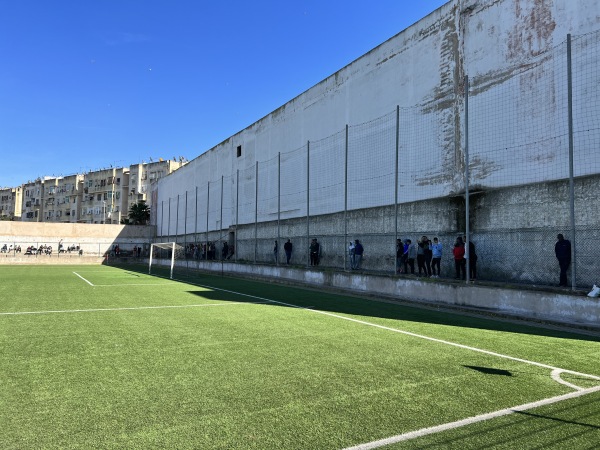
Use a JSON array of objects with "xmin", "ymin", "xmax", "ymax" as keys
[
  {"xmin": 153, "ymin": 0, "xmax": 600, "ymax": 289},
  {"xmin": 156, "ymin": 0, "xmax": 600, "ymax": 237}
]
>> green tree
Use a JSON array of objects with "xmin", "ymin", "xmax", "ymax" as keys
[{"xmin": 128, "ymin": 200, "xmax": 150, "ymax": 225}]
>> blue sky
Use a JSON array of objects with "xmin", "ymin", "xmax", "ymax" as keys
[{"xmin": 0, "ymin": 1, "xmax": 448, "ymax": 188}]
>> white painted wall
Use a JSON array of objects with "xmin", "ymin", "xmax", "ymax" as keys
[{"xmin": 157, "ymin": 0, "xmax": 600, "ymax": 236}]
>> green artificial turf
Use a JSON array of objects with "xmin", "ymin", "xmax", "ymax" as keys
[{"xmin": 1, "ymin": 265, "xmax": 598, "ymax": 449}]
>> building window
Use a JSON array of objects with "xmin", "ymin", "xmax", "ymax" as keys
[{"xmin": 237, "ymin": 145, "xmax": 242, "ymax": 157}]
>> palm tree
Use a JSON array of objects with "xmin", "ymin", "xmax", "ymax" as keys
[{"xmin": 128, "ymin": 200, "xmax": 150, "ymax": 225}]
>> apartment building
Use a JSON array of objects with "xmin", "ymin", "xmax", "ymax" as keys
[
  {"xmin": 21, "ymin": 179, "xmax": 44, "ymax": 222},
  {"xmin": 80, "ymin": 167, "xmax": 128, "ymax": 224},
  {"xmin": 0, "ymin": 187, "xmax": 22, "ymax": 220},
  {"xmin": 127, "ymin": 159, "xmax": 184, "ymax": 219},
  {"xmin": 11, "ymin": 159, "xmax": 185, "ymax": 224},
  {"xmin": 42, "ymin": 174, "xmax": 84, "ymax": 223}
]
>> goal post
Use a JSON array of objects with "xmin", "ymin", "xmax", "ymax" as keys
[{"xmin": 149, "ymin": 242, "xmax": 184, "ymax": 279}]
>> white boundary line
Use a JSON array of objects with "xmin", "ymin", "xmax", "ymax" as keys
[
  {"xmin": 172, "ymin": 278, "xmax": 600, "ymax": 384},
  {"xmin": 8, "ymin": 272, "xmax": 600, "ymax": 446},
  {"xmin": 69, "ymin": 272, "xmax": 600, "ymax": 386},
  {"xmin": 0, "ymin": 301, "xmax": 271, "ymax": 316},
  {"xmin": 342, "ymin": 385, "xmax": 600, "ymax": 449},
  {"xmin": 93, "ymin": 283, "xmax": 174, "ymax": 287},
  {"xmin": 72, "ymin": 271, "xmax": 94, "ymax": 286},
  {"xmin": 156, "ymin": 276, "xmax": 600, "ymax": 447}
]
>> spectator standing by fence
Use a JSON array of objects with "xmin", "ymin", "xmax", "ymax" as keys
[
  {"xmin": 348, "ymin": 241, "xmax": 355, "ymax": 269},
  {"xmin": 453, "ymin": 236, "xmax": 466, "ymax": 280},
  {"xmin": 431, "ymin": 237, "xmax": 442, "ymax": 277},
  {"xmin": 555, "ymin": 233, "xmax": 571, "ymax": 287},
  {"xmin": 406, "ymin": 239, "xmax": 416, "ymax": 275},
  {"xmin": 417, "ymin": 239, "xmax": 426, "ymax": 276},
  {"xmin": 284, "ymin": 239, "xmax": 293, "ymax": 264},
  {"xmin": 310, "ymin": 239, "xmax": 321, "ymax": 266},
  {"xmin": 396, "ymin": 239, "xmax": 404, "ymax": 273},
  {"xmin": 464, "ymin": 236, "xmax": 477, "ymax": 280},
  {"xmin": 353, "ymin": 239, "xmax": 364, "ymax": 270},
  {"xmin": 422, "ymin": 236, "xmax": 433, "ymax": 277}
]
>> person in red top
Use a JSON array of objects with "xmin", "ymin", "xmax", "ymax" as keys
[{"xmin": 453, "ymin": 236, "xmax": 466, "ymax": 280}]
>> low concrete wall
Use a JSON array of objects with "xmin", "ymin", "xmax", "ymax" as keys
[
  {"xmin": 0, "ymin": 222, "xmax": 155, "ymax": 258},
  {"xmin": 0, "ymin": 254, "xmax": 105, "ymax": 265},
  {"xmin": 170, "ymin": 259, "xmax": 600, "ymax": 330}
]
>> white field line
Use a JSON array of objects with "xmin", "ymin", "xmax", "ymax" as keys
[
  {"xmin": 342, "ymin": 385, "xmax": 600, "ymax": 450},
  {"xmin": 0, "ymin": 301, "xmax": 271, "ymax": 316},
  {"xmin": 72, "ymin": 271, "xmax": 94, "ymax": 286},
  {"xmin": 74, "ymin": 272, "xmax": 600, "ymax": 385},
  {"xmin": 168, "ymin": 277, "xmax": 600, "ymax": 386},
  {"xmin": 93, "ymin": 283, "xmax": 174, "ymax": 287}
]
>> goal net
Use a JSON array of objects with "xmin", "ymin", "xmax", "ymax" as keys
[{"xmin": 149, "ymin": 242, "xmax": 185, "ymax": 279}]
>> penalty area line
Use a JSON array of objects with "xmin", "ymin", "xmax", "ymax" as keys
[
  {"xmin": 343, "ymin": 385, "xmax": 600, "ymax": 450},
  {"xmin": 73, "ymin": 271, "xmax": 94, "ymax": 286}
]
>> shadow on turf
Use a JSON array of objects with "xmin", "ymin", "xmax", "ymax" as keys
[
  {"xmin": 464, "ymin": 365, "xmax": 513, "ymax": 376},
  {"xmin": 119, "ymin": 264, "xmax": 600, "ymax": 343},
  {"xmin": 514, "ymin": 409, "xmax": 600, "ymax": 429}
]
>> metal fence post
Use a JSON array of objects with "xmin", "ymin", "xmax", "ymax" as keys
[
  {"xmin": 394, "ymin": 105, "xmax": 400, "ymax": 274},
  {"xmin": 306, "ymin": 140, "xmax": 310, "ymax": 267},
  {"xmin": 344, "ymin": 125, "xmax": 348, "ymax": 271},
  {"xmin": 206, "ymin": 181, "xmax": 210, "ymax": 260},
  {"xmin": 464, "ymin": 75, "xmax": 470, "ymax": 284},
  {"xmin": 220, "ymin": 175, "xmax": 224, "ymax": 260},
  {"xmin": 167, "ymin": 197, "xmax": 171, "ymax": 241},
  {"xmin": 236, "ymin": 169, "xmax": 239, "ymax": 262},
  {"xmin": 176, "ymin": 194, "xmax": 180, "ymax": 244},
  {"xmin": 277, "ymin": 152, "xmax": 281, "ymax": 266},
  {"xmin": 255, "ymin": 161, "xmax": 258, "ymax": 264},
  {"xmin": 195, "ymin": 186, "xmax": 198, "ymax": 244},
  {"xmin": 567, "ymin": 33, "xmax": 577, "ymax": 290}
]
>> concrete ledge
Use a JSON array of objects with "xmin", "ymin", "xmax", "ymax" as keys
[
  {"xmin": 175, "ymin": 260, "xmax": 600, "ymax": 330},
  {"xmin": 0, "ymin": 255, "xmax": 105, "ymax": 265}
]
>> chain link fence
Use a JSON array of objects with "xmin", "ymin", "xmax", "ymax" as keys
[{"xmin": 154, "ymin": 31, "xmax": 600, "ymax": 290}]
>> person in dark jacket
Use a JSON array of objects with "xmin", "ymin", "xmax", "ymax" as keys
[
  {"xmin": 284, "ymin": 239, "xmax": 293, "ymax": 264},
  {"xmin": 464, "ymin": 235, "xmax": 478, "ymax": 280},
  {"xmin": 353, "ymin": 239, "xmax": 364, "ymax": 269},
  {"xmin": 555, "ymin": 233, "xmax": 571, "ymax": 287}
]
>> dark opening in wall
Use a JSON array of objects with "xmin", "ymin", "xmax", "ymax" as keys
[{"xmin": 236, "ymin": 145, "xmax": 242, "ymax": 157}]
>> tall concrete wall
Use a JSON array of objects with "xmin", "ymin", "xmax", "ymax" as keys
[
  {"xmin": 156, "ymin": 0, "xmax": 600, "ymax": 236},
  {"xmin": 154, "ymin": 0, "xmax": 600, "ymax": 289}
]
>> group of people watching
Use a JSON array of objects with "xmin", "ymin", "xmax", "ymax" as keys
[
  {"xmin": 396, "ymin": 235, "xmax": 477, "ymax": 280},
  {"xmin": 187, "ymin": 242, "xmax": 235, "ymax": 260},
  {"xmin": 1, "ymin": 244, "xmax": 22, "ymax": 253}
]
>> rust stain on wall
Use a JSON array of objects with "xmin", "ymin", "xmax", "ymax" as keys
[{"xmin": 508, "ymin": 0, "xmax": 556, "ymax": 60}]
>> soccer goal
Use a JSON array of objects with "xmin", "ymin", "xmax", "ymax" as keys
[{"xmin": 149, "ymin": 242, "xmax": 185, "ymax": 279}]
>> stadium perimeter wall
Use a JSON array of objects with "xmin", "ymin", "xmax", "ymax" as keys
[
  {"xmin": 0, "ymin": 222, "xmax": 155, "ymax": 264},
  {"xmin": 153, "ymin": 0, "xmax": 600, "ymax": 288}
]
